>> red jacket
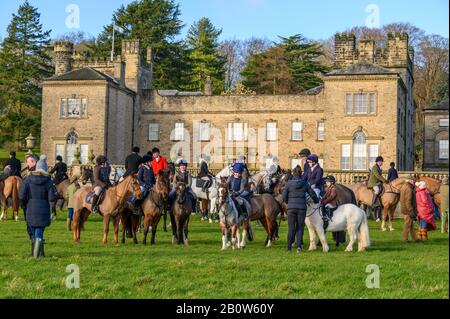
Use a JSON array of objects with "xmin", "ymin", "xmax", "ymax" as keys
[
  {"xmin": 152, "ymin": 155, "xmax": 168, "ymax": 175},
  {"xmin": 415, "ymin": 187, "xmax": 436, "ymax": 230}
]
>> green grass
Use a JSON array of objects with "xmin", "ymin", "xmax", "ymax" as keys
[
  {"xmin": 0, "ymin": 209, "xmax": 448, "ymax": 299},
  {"xmin": 0, "ymin": 148, "xmax": 40, "ymax": 167}
]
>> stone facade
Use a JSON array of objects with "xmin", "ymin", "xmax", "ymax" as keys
[
  {"xmin": 423, "ymin": 100, "xmax": 449, "ymax": 171},
  {"xmin": 41, "ymin": 33, "xmax": 416, "ymax": 171}
]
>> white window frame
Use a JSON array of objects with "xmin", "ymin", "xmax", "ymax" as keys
[
  {"xmin": 148, "ymin": 122, "xmax": 160, "ymax": 141},
  {"xmin": 317, "ymin": 122, "xmax": 325, "ymax": 141},
  {"xmin": 227, "ymin": 122, "xmax": 248, "ymax": 141},
  {"xmin": 368, "ymin": 144, "xmax": 379, "ymax": 168},
  {"xmin": 199, "ymin": 121, "xmax": 210, "ymax": 142},
  {"xmin": 439, "ymin": 118, "xmax": 449, "ymax": 127},
  {"xmin": 341, "ymin": 144, "xmax": 351, "ymax": 171},
  {"xmin": 80, "ymin": 144, "xmax": 89, "ymax": 164},
  {"xmin": 292, "ymin": 121, "xmax": 303, "ymax": 141},
  {"xmin": 172, "ymin": 122, "xmax": 185, "ymax": 141},
  {"xmin": 266, "ymin": 122, "xmax": 277, "ymax": 141},
  {"xmin": 439, "ymin": 139, "xmax": 449, "ymax": 159},
  {"xmin": 352, "ymin": 131, "xmax": 367, "ymax": 170},
  {"xmin": 60, "ymin": 97, "xmax": 87, "ymax": 118}
]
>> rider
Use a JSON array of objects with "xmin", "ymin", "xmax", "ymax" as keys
[
  {"xmin": 320, "ymin": 176, "xmax": 338, "ymax": 230},
  {"xmin": 49, "ymin": 155, "xmax": 69, "ymax": 186},
  {"xmin": 198, "ymin": 154, "xmax": 213, "ymax": 193},
  {"xmin": 368, "ymin": 156, "xmax": 388, "ymax": 218},
  {"xmin": 151, "ymin": 147, "xmax": 168, "ymax": 176},
  {"xmin": 227, "ymin": 163, "xmax": 251, "ymax": 219},
  {"xmin": 92, "ymin": 156, "xmax": 112, "ymax": 214},
  {"xmin": 168, "ymin": 159, "xmax": 197, "ymax": 211},
  {"xmin": 133, "ymin": 155, "xmax": 156, "ymax": 214},
  {"xmin": 263, "ymin": 155, "xmax": 281, "ymax": 193},
  {"xmin": 305, "ymin": 154, "xmax": 324, "ymax": 197},
  {"xmin": 5, "ymin": 151, "xmax": 22, "ymax": 178},
  {"xmin": 123, "ymin": 146, "xmax": 142, "ymax": 178},
  {"xmin": 298, "ymin": 148, "xmax": 311, "ymax": 179}
]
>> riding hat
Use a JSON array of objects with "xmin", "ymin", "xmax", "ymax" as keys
[
  {"xmin": 324, "ymin": 175, "xmax": 336, "ymax": 184},
  {"xmin": 176, "ymin": 158, "xmax": 188, "ymax": 167},
  {"xmin": 375, "ymin": 156, "xmax": 384, "ymax": 163},
  {"xmin": 298, "ymin": 148, "xmax": 311, "ymax": 157},
  {"xmin": 56, "ymin": 155, "xmax": 63, "ymax": 162},
  {"xmin": 233, "ymin": 163, "xmax": 245, "ymax": 174},
  {"xmin": 96, "ymin": 156, "xmax": 105, "ymax": 165},
  {"xmin": 307, "ymin": 154, "xmax": 319, "ymax": 163},
  {"xmin": 142, "ymin": 155, "xmax": 153, "ymax": 164},
  {"xmin": 152, "ymin": 147, "xmax": 160, "ymax": 154},
  {"xmin": 9, "ymin": 151, "xmax": 16, "ymax": 157}
]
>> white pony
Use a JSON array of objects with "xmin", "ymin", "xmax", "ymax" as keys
[{"xmin": 305, "ymin": 202, "xmax": 370, "ymax": 252}]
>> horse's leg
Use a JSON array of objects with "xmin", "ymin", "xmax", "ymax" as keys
[
  {"xmin": 381, "ymin": 206, "xmax": 388, "ymax": 231},
  {"xmin": 266, "ymin": 217, "xmax": 273, "ymax": 247},
  {"xmin": 102, "ymin": 214, "xmax": 110, "ymax": 244},
  {"xmin": 221, "ymin": 223, "xmax": 228, "ymax": 250},
  {"xmin": 345, "ymin": 225, "xmax": 356, "ymax": 252},
  {"xmin": 234, "ymin": 225, "xmax": 241, "ymax": 249},
  {"xmin": 143, "ymin": 215, "xmax": 150, "ymax": 245},
  {"xmin": 240, "ymin": 222, "xmax": 247, "ymax": 248},
  {"xmin": 163, "ymin": 209, "xmax": 168, "ymax": 232},
  {"xmin": 183, "ymin": 216, "xmax": 190, "ymax": 246},
  {"xmin": 315, "ymin": 226, "xmax": 330, "ymax": 253},
  {"xmin": 1, "ymin": 206, "xmax": 7, "ymax": 221},
  {"xmin": 121, "ymin": 217, "xmax": 126, "ymax": 244},
  {"xmin": 113, "ymin": 215, "xmax": 120, "ymax": 245},
  {"xmin": 72, "ymin": 209, "xmax": 80, "ymax": 243},
  {"xmin": 389, "ymin": 206, "xmax": 395, "ymax": 231},
  {"xmin": 132, "ymin": 216, "xmax": 139, "ymax": 244},
  {"xmin": 177, "ymin": 217, "xmax": 184, "ymax": 245},
  {"xmin": 150, "ymin": 215, "xmax": 161, "ymax": 246},
  {"xmin": 170, "ymin": 213, "xmax": 177, "ymax": 244},
  {"xmin": 259, "ymin": 218, "xmax": 270, "ymax": 246}
]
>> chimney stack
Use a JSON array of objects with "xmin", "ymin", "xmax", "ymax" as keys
[
  {"xmin": 114, "ymin": 60, "xmax": 126, "ymax": 88},
  {"xmin": 53, "ymin": 41, "xmax": 74, "ymax": 76}
]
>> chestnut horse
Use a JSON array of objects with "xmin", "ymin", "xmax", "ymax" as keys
[
  {"xmin": 141, "ymin": 172, "xmax": 170, "ymax": 245},
  {"xmin": 71, "ymin": 175, "xmax": 142, "ymax": 244},
  {"xmin": 351, "ymin": 177, "xmax": 413, "ymax": 231},
  {"xmin": 170, "ymin": 182, "xmax": 193, "ymax": 245},
  {"xmin": 50, "ymin": 179, "xmax": 75, "ymax": 220},
  {"xmin": 0, "ymin": 176, "xmax": 22, "ymax": 221},
  {"xmin": 416, "ymin": 176, "xmax": 442, "ymax": 217}
]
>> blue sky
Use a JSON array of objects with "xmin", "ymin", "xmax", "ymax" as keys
[{"xmin": 0, "ymin": 0, "xmax": 448, "ymax": 41}]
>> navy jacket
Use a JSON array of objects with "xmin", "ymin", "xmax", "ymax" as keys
[
  {"xmin": 227, "ymin": 175, "xmax": 250, "ymax": 198},
  {"xmin": 305, "ymin": 165, "xmax": 324, "ymax": 190},
  {"xmin": 5, "ymin": 157, "xmax": 22, "ymax": 177},
  {"xmin": 387, "ymin": 168, "xmax": 398, "ymax": 182},
  {"xmin": 19, "ymin": 174, "xmax": 57, "ymax": 227},
  {"xmin": 138, "ymin": 164, "xmax": 155, "ymax": 188},
  {"xmin": 282, "ymin": 176, "xmax": 319, "ymax": 211},
  {"xmin": 123, "ymin": 153, "xmax": 142, "ymax": 177}
]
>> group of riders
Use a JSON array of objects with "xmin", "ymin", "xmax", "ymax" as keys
[{"xmin": 1, "ymin": 147, "xmax": 391, "ymax": 228}]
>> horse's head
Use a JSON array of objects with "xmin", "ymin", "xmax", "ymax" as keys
[
  {"xmin": 218, "ymin": 179, "xmax": 229, "ymax": 206},
  {"xmin": 175, "ymin": 182, "xmax": 187, "ymax": 204},
  {"xmin": 154, "ymin": 171, "xmax": 169, "ymax": 202},
  {"xmin": 81, "ymin": 168, "xmax": 93, "ymax": 185},
  {"xmin": 129, "ymin": 174, "xmax": 143, "ymax": 199}
]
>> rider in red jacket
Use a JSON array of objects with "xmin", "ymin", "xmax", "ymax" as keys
[{"xmin": 151, "ymin": 147, "xmax": 168, "ymax": 175}]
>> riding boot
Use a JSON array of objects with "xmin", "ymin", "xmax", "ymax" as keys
[
  {"xmin": 321, "ymin": 206, "xmax": 329, "ymax": 230},
  {"xmin": 372, "ymin": 192, "xmax": 379, "ymax": 209},
  {"xmin": 30, "ymin": 238, "xmax": 35, "ymax": 257},
  {"xmin": 33, "ymin": 238, "xmax": 44, "ymax": 259},
  {"xmin": 92, "ymin": 194, "xmax": 99, "ymax": 214}
]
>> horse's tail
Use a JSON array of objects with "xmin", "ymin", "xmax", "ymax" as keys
[
  {"xmin": 12, "ymin": 177, "xmax": 20, "ymax": 212},
  {"xmin": 350, "ymin": 188, "xmax": 357, "ymax": 205},
  {"xmin": 358, "ymin": 208, "xmax": 371, "ymax": 248}
]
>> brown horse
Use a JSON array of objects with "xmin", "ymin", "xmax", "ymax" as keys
[
  {"xmin": 0, "ymin": 176, "xmax": 22, "ymax": 221},
  {"xmin": 416, "ymin": 176, "xmax": 442, "ymax": 217},
  {"xmin": 72, "ymin": 174, "xmax": 142, "ymax": 244},
  {"xmin": 120, "ymin": 207, "xmax": 140, "ymax": 244},
  {"xmin": 141, "ymin": 172, "xmax": 170, "ymax": 245},
  {"xmin": 351, "ymin": 177, "xmax": 413, "ymax": 231},
  {"xmin": 170, "ymin": 182, "xmax": 193, "ymax": 245},
  {"xmin": 399, "ymin": 182, "xmax": 418, "ymax": 242},
  {"xmin": 51, "ymin": 178, "xmax": 80, "ymax": 220}
]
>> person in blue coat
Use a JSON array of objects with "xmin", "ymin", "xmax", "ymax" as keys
[
  {"xmin": 19, "ymin": 156, "xmax": 57, "ymax": 258},
  {"xmin": 282, "ymin": 165, "xmax": 319, "ymax": 253},
  {"xmin": 132, "ymin": 155, "xmax": 156, "ymax": 214},
  {"xmin": 305, "ymin": 154, "xmax": 324, "ymax": 197}
]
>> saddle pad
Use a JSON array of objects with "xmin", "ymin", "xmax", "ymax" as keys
[
  {"xmin": 86, "ymin": 192, "xmax": 94, "ymax": 204},
  {"xmin": 196, "ymin": 178, "xmax": 204, "ymax": 188}
]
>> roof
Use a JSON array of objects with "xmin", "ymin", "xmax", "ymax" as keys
[
  {"xmin": 425, "ymin": 99, "xmax": 449, "ymax": 111},
  {"xmin": 45, "ymin": 67, "xmax": 118, "ymax": 84},
  {"xmin": 327, "ymin": 62, "xmax": 397, "ymax": 76},
  {"xmin": 158, "ymin": 90, "xmax": 203, "ymax": 96},
  {"xmin": 301, "ymin": 85, "xmax": 324, "ymax": 95}
]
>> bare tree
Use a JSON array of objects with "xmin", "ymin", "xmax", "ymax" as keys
[{"xmin": 54, "ymin": 31, "xmax": 95, "ymax": 45}]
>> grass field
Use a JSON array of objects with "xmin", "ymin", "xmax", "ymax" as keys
[
  {"xmin": 0, "ymin": 149, "xmax": 40, "ymax": 167},
  {"xmin": 0, "ymin": 209, "xmax": 448, "ymax": 299}
]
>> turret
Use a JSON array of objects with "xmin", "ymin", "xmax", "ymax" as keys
[
  {"xmin": 53, "ymin": 41, "xmax": 74, "ymax": 76},
  {"xmin": 334, "ymin": 32, "xmax": 356, "ymax": 68}
]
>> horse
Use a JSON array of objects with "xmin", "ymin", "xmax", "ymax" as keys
[
  {"xmin": 162, "ymin": 162, "xmax": 176, "ymax": 232},
  {"xmin": 50, "ymin": 178, "xmax": 77, "ymax": 220},
  {"xmin": 71, "ymin": 174, "xmax": 142, "ymax": 244},
  {"xmin": 217, "ymin": 179, "xmax": 251, "ymax": 250},
  {"xmin": 80, "ymin": 168, "xmax": 94, "ymax": 185},
  {"xmin": 415, "ymin": 176, "xmax": 442, "ymax": 218},
  {"xmin": 351, "ymin": 177, "xmax": 412, "ymax": 232},
  {"xmin": 304, "ymin": 201, "xmax": 370, "ymax": 252},
  {"xmin": 141, "ymin": 171, "xmax": 170, "ymax": 245},
  {"xmin": 0, "ymin": 176, "xmax": 22, "ymax": 221},
  {"xmin": 191, "ymin": 176, "xmax": 218, "ymax": 222},
  {"xmin": 170, "ymin": 182, "xmax": 193, "ymax": 245},
  {"xmin": 120, "ymin": 206, "xmax": 140, "ymax": 244}
]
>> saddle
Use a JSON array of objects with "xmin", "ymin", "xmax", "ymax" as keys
[
  {"xmin": 86, "ymin": 190, "xmax": 106, "ymax": 205},
  {"xmin": 196, "ymin": 177, "xmax": 213, "ymax": 190}
]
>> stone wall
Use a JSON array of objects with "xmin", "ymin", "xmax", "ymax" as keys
[{"xmin": 423, "ymin": 110, "xmax": 449, "ymax": 170}]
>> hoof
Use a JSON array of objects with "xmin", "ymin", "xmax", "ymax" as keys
[
  {"xmin": 358, "ymin": 248, "xmax": 366, "ymax": 252},
  {"xmin": 389, "ymin": 227, "xmax": 395, "ymax": 231},
  {"xmin": 381, "ymin": 228, "xmax": 387, "ymax": 232},
  {"xmin": 209, "ymin": 219, "xmax": 213, "ymax": 224}
]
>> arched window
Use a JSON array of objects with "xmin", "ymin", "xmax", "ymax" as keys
[
  {"xmin": 66, "ymin": 131, "xmax": 78, "ymax": 165},
  {"xmin": 353, "ymin": 131, "xmax": 367, "ymax": 170}
]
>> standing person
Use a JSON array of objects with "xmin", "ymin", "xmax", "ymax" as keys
[
  {"xmin": 65, "ymin": 175, "xmax": 79, "ymax": 231},
  {"xmin": 49, "ymin": 155, "xmax": 68, "ymax": 186},
  {"xmin": 198, "ymin": 154, "xmax": 213, "ymax": 193},
  {"xmin": 415, "ymin": 181, "xmax": 437, "ymax": 240},
  {"xmin": 5, "ymin": 151, "xmax": 22, "ymax": 178},
  {"xmin": 20, "ymin": 154, "xmax": 38, "ymax": 240},
  {"xmin": 387, "ymin": 162, "xmax": 399, "ymax": 182},
  {"xmin": 440, "ymin": 177, "xmax": 449, "ymax": 233},
  {"xmin": 123, "ymin": 146, "xmax": 142, "ymax": 178},
  {"xmin": 282, "ymin": 165, "xmax": 319, "ymax": 253},
  {"xmin": 151, "ymin": 147, "xmax": 168, "ymax": 175},
  {"xmin": 305, "ymin": 154, "xmax": 324, "ymax": 197},
  {"xmin": 368, "ymin": 156, "xmax": 388, "ymax": 222},
  {"xmin": 298, "ymin": 149, "xmax": 311, "ymax": 179},
  {"xmin": 19, "ymin": 155, "xmax": 57, "ymax": 258}
]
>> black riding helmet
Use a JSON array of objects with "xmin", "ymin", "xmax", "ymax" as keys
[
  {"xmin": 299, "ymin": 148, "xmax": 311, "ymax": 157},
  {"xmin": 375, "ymin": 156, "xmax": 384, "ymax": 163},
  {"xmin": 324, "ymin": 175, "xmax": 336, "ymax": 184},
  {"xmin": 56, "ymin": 155, "xmax": 63, "ymax": 162}
]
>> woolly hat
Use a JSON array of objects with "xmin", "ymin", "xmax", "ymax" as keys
[
  {"xmin": 35, "ymin": 155, "xmax": 49, "ymax": 175},
  {"xmin": 415, "ymin": 181, "xmax": 426, "ymax": 189}
]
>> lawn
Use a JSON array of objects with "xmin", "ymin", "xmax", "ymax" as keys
[
  {"xmin": 0, "ymin": 148, "xmax": 40, "ymax": 167},
  {"xmin": 0, "ymin": 210, "xmax": 448, "ymax": 299}
]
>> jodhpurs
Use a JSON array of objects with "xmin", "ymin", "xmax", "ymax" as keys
[{"xmin": 94, "ymin": 186, "xmax": 103, "ymax": 196}]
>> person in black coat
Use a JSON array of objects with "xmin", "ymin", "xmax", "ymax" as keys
[
  {"xmin": 19, "ymin": 157, "xmax": 57, "ymax": 258},
  {"xmin": 387, "ymin": 162, "xmax": 399, "ymax": 182},
  {"xmin": 5, "ymin": 151, "xmax": 22, "ymax": 178},
  {"xmin": 123, "ymin": 146, "xmax": 142, "ymax": 178},
  {"xmin": 132, "ymin": 155, "xmax": 156, "ymax": 214},
  {"xmin": 305, "ymin": 154, "xmax": 324, "ymax": 197},
  {"xmin": 282, "ymin": 165, "xmax": 319, "ymax": 253},
  {"xmin": 298, "ymin": 148, "xmax": 311, "ymax": 180},
  {"xmin": 49, "ymin": 155, "xmax": 68, "ymax": 185}
]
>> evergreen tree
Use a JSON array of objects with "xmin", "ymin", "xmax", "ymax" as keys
[
  {"xmin": 89, "ymin": 0, "xmax": 190, "ymax": 90},
  {"xmin": 186, "ymin": 18, "xmax": 226, "ymax": 94},
  {"xmin": 0, "ymin": 0, "xmax": 52, "ymax": 146},
  {"xmin": 241, "ymin": 34, "xmax": 329, "ymax": 94}
]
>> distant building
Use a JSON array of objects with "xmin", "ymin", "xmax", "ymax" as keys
[
  {"xmin": 423, "ymin": 99, "xmax": 449, "ymax": 171},
  {"xmin": 41, "ymin": 32, "xmax": 416, "ymax": 171}
]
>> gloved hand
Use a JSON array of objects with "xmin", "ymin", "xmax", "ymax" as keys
[{"xmin": 232, "ymin": 192, "xmax": 239, "ymax": 197}]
